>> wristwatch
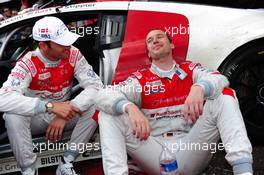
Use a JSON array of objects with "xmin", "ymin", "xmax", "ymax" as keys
[{"xmin": 45, "ymin": 102, "xmax": 54, "ymax": 114}]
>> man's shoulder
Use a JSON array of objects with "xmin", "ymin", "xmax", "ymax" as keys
[
  {"xmin": 17, "ymin": 51, "xmax": 37, "ymax": 76},
  {"xmin": 18, "ymin": 51, "xmax": 33, "ymax": 62},
  {"xmin": 131, "ymin": 68, "xmax": 149, "ymax": 80},
  {"xmin": 179, "ymin": 61, "xmax": 201, "ymax": 71},
  {"xmin": 69, "ymin": 46, "xmax": 82, "ymax": 67}
]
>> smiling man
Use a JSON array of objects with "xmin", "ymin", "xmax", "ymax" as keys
[
  {"xmin": 96, "ymin": 29, "xmax": 253, "ymax": 175},
  {"xmin": 0, "ymin": 16, "xmax": 102, "ymax": 175}
]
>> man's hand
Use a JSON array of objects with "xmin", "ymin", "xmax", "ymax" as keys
[
  {"xmin": 52, "ymin": 101, "xmax": 82, "ymax": 120},
  {"xmin": 183, "ymin": 85, "xmax": 204, "ymax": 123},
  {"xmin": 46, "ymin": 117, "xmax": 66, "ymax": 142},
  {"xmin": 125, "ymin": 103, "xmax": 150, "ymax": 140}
]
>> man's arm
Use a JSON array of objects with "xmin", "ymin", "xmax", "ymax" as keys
[
  {"xmin": 70, "ymin": 49, "xmax": 103, "ymax": 111},
  {"xmin": 183, "ymin": 63, "xmax": 229, "ymax": 122},
  {"xmin": 96, "ymin": 76, "xmax": 142, "ymax": 115},
  {"xmin": 192, "ymin": 65, "xmax": 229, "ymax": 99},
  {"xmin": 96, "ymin": 76, "xmax": 150, "ymax": 140},
  {"xmin": 0, "ymin": 61, "xmax": 46, "ymax": 116}
]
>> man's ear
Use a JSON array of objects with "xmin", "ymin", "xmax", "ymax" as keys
[
  {"xmin": 171, "ymin": 43, "xmax": 175, "ymax": 49},
  {"xmin": 38, "ymin": 41, "xmax": 47, "ymax": 51}
]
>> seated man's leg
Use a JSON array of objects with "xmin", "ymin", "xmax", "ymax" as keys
[
  {"xmin": 99, "ymin": 112, "xmax": 162, "ymax": 175},
  {"xmin": 4, "ymin": 113, "xmax": 48, "ymax": 175},
  {"xmin": 64, "ymin": 106, "xmax": 98, "ymax": 159},
  {"xmin": 56, "ymin": 106, "xmax": 98, "ymax": 175},
  {"xmin": 214, "ymin": 93, "xmax": 252, "ymax": 174},
  {"xmin": 177, "ymin": 93, "xmax": 252, "ymax": 175}
]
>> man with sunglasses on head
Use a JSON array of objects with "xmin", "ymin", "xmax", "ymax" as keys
[
  {"xmin": 96, "ymin": 29, "xmax": 253, "ymax": 175},
  {"xmin": 0, "ymin": 16, "xmax": 102, "ymax": 175}
]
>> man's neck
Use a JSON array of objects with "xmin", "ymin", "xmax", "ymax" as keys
[
  {"xmin": 152, "ymin": 56, "xmax": 175, "ymax": 71},
  {"xmin": 39, "ymin": 49, "xmax": 59, "ymax": 61}
]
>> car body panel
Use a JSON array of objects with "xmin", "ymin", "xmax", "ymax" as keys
[
  {"xmin": 112, "ymin": 9, "xmax": 189, "ymax": 83},
  {"xmin": 127, "ymin": 2, "xmax": 264, "ymax": 70}
]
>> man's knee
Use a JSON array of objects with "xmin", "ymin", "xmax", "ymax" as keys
[
  {"xmin": 205, "ymin": 93, "xmax": 239, "ymax": 116},
  {"xmin": 98, "ymin": 111, "xmax": 115, "ymax": 125},
  {"xmin": 4, "ymin": 113, "xmax": 28, "ymax": 128}
]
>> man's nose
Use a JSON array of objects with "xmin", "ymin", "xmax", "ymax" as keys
[{"xmin": 153, "ymin": 37, "xmax": 159, "ymax": 44}]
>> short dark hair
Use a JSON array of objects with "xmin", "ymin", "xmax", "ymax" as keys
[
  {"xmin": 11, "ymin": 8, "xmax": 18, "ymax": 12},
  {"xmin": 35, "ymin": 41, "xmax": 51, "ymax": 48},
  {"xmin": 1, "ymin": 6, "xmax": 10, "ymax": 13},
  {"xmin": 146, "ymin": 28, "xmax": 172, "ymax": 44}
]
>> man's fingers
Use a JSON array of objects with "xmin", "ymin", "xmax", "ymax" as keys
[
  {"xmin": 58, "ymin": 127, "xmax": 63, "ymax": 141},
  {"xmin": 199, "ymin": 101, "xmax": 204, "ymax": 115},
  {"xmin": 192, "ymin": 114, "xmax": 197, "ymax": 123},
  {"xmin": 193, "ymin": 103, "xmax": 200, "ymax": 118},
  {"xmin": 182, "ymin": 103, "xmax": 189, "ymax": 120},
  {"xmin": 142, "ymin": 121, "xmax": 147, "ymax": 140},
  {"xmin": 53, "ymin": 128, "xmax": 59, "ymax": 142},
  {"xmin": 189, "ymin": 103, "xmax": 196, "ymax": 117},
  {"xmin": 135, "ymin": 122, "xmax": 141, "ymax": 138},
  {"xmin": 49, "ymin": 127, "xmax": 55, "ymax": 141},
  {"xmin": 143, "ymin": 120, "xmax": 150, "ymax": 140},
  {"xmin": 72, "ymin": 106, "xmax": 82, "ymax": 116},
  {"xmin": 139, "ymin": 122, "xmax": 145, "ymax": 140},
  {"xmin": 45, "ymin": 126, "xmax": 51, "ymax": 140},
  {"xmin": 146, "ymin": 121, "xmax": 150, "ymax": 138},
  {"xmin": 131, "ymin": 120, "xmax": 137, "ymax": 135}
]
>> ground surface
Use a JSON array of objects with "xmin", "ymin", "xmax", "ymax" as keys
[{"xmin": 6, "ymin": 146, "xmax": 264, "ymax": 175}]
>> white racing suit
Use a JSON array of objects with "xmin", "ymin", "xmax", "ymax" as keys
[
  {"xmin": 96, "ymin": 61, "xmax": 253, "ymax": 175},
  {"xmin": 0, "ymin": 46, "xmax": 103, "ymax": 172}
]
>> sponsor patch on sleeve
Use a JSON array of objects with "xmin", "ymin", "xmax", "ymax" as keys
[
  {"xmin": 119, "ymin": 76, "xmax": 134, "ymax": 86},
  {"xmin": 17, "ymin": 62, "xmax": 30, "ymax": 73},
  {"xmin": 188, "ymin": 62, "xmax": 201, "ymax": 70},
  {"xmin": 10, "ymin": 78, "xmax": 21, "ymax": 87},
  {"xmin": 18, "ymin": 52, "xmax": 36, "ymax": 76},
  {"xmin": 132, "ymin": 71, "xmax": 142, "ymax": 79},
  {"xmin": 119, "ymin": 81, "xmax": 127, "ymax": 86},
  {"xmin": 70, "ymin": 49, "xmax": 79, "ymax": 67},
  {"xmin": 23, "ymin": 59, "xmax": 37, "ymax": 77},
  {"xmin": 11, "ymin": 67, "xmax": 27, "ymax": 80},
  {"xmin": 87, "ymin": 69, "xmax": 96, "ymax": 78}
]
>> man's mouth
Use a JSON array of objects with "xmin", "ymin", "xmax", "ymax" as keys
[{"xmin": 153, "ymin": 44, "xmax": 163, "ymax": 51}]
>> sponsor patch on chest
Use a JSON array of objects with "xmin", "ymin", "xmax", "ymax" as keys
[
  {"xmin": 132, "ymin": 71, "xmax": 143, "ymax": 79},
  {"xmin": 146, "ymin": 80, "xmax": 162, "ymax": 86},
  {"xmin": 38, "ymin": 72, "xmax": 51, "ymax": 80},
  {"xmin": 149, "ymin": 110, "xmax": 183, "ymax": 120},
  {"xmin": 175, "ymin": 68, "xmax": 187, "ymax": 80}
]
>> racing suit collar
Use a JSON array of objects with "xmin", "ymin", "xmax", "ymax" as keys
[
  {"xmin": 34, "ymin": 49, "xmax": 61, "ymax": 68},
  {"xmin": 150, "ymin": 62, "xmax": 177, "ymax": 79}
]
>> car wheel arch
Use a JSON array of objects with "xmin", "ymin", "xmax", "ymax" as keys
[{"xmin": 218, "ymin": 37, "xmax": 264, "ymax": 143}]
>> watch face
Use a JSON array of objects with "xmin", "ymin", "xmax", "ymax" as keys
[{"xmin": 47, "ymin": 102, "xmax": 53, "ymax": 108}]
